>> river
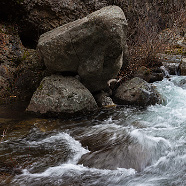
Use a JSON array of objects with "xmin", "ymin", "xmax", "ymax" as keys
[{"xmin": 0, "ymin": 76, "xmax": 185, "ymax": 186}]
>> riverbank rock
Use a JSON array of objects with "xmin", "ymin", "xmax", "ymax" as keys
[
  {"xmin": 157, "ymin": 53, "xmax": 182, "ymax": 75},
  {"xmin": 113, "ymin": 77, "xmax": 161, "ymax": 107},
  {"xmin": 134, "ymin": 66, "xmax": 163, "ymax": 83},
  {"xmin": 37, "ymin": 6, "xmax": 128, "ymax": 92},
  {"xmin": 0, "ymin": 76, "xmax": 9, "ymax": 99},
  {"xmin": 94, "ymin": 91, "xmax": 115, "ymax": 107},
  {"xmin": 27, "ymin": 75, "xmax": 98, "ymax": 116},
  {"xmin": 0, "ymin": 24, "xmax": 45, "ymax": 103},
  {"xmin": 179, "ymin": 58, "xmax": 186, "ymax": 75}
]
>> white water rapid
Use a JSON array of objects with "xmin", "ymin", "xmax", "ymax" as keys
[{"xmin": 10, "ymin": 76, "xmax": 186, "ymax": 186}]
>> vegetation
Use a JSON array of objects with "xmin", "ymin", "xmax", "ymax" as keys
[{"xmin": 109, "ymin": 0, "xmax": 186, "ymax": 80}]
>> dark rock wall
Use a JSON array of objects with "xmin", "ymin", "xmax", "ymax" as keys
[{"xmin": 1, "ymin": 0, "xmax": 185, "ymax": 48}]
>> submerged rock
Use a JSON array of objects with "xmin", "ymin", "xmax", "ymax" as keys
[
  {"xmin": 172, "ymin": 76, "xmax": 186, "ymax": 89},
  {"xmin": 37, "ymin": 6, "xmax": 128, "ymax": 92},
  {"xmin": 157, "ymin": 53, "xmax": 182, "ymax": 75},
  {"xmin": 77, "ymin": 126, "xmax": 168, "ymax": 172},
  {"xmin": 113, "ymin": 77, "xmax": 161, "ymax": 107},
  {"xmin": 27, "ymin": 75, "xmax": 98, "ymax": 116}
]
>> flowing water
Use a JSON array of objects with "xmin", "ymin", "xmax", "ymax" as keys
[{"xmin": 0, "ymin": 76, "xmax": 186, "ymax": 186}]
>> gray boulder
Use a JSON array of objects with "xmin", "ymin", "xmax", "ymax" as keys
[
  {"xmin": 113, "ymin": 77, "xmax": 161, "ymax": 107},
  {"xmin": 37, "ymin": 6, "xmax": 128, "ymax": 92},
  {"xmin": 27, "ymin": 75, "xmax": 98, "ymax": 115}
]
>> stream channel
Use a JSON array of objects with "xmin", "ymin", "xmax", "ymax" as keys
[{"xmin": 0, "ymin": 75, "xmax": 185, "ymax": 186}]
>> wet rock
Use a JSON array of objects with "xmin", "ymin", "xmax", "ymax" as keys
[
  {"xmin": 78, "ymin": 126, "xmax": 167, "ymax": 172},
  {"xmin": 134, "ymin": 66, "xmax": 163, "ymax": 83},
  {"xmin": 27, "ymin": 75, "xmax": 98, "ymax": 116},
  {"xmin": 94, "ymin": 91, "xmax": 115, "ymax": 108},
  {"xmin": 157, "ymin": 53, "xmax": 182, "ymax": 75},
  {"xmin": 172, "ymin": 77, "xmax": 186, "ymax": 89},
  {"xmin": 113, "ymin": 77, "xmax": 161, "ymax": 107},
  {"xmin": 179, "ymin": 58, "xmax": 186, "ymax": 75},
  {"xmin": 0, "ymin": 161, "xmax": 22, "ymax": 175},
  {"xmin": 37, "ymin": 6, "xmax": 128, "ymax": 92}
]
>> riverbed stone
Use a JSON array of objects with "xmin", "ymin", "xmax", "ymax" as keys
[
  {"xmin": 179, "ymin": 58, "xmax": 186, "ymax": 75},
  {"xmin": 27, "ymin": 75, "xmax": 98, "ymax": 115},
  {"xmin": 37, "ymin": 6, "xmax": 128, "ymax": 92},
  {"xmin": 113, "ymin": 77, "xmax": 161, "ymax": 107},
  {"xmin": 94, "ymin": 91, "xmax": 115, "ymax": 107},
  {"xmin": 134, "ymin": 66, "xmax": 163, "ymax": 83},
  {"xmin": 157, "ymin": 53, "xmax": 182, "ymax": 75}
]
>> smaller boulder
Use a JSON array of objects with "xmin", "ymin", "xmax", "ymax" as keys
[
  {"xmin": 113, "ymin": 77, "xmax": 161, "ymax": 107},
  {"xmin": 157, "ymin": 53, "xmax": 181, "ymax": 75},
  {"xmin": 27, "ymin": 75, "xmax": 98, "ymax": 116},
  {"xmin": 134, "ymin": 66, "xmax": 163, "ymax": 83},
  {"xmin": 179, "ymin": 58, "xmax": 186, "ymax": 75},
  {"xmin": 94, "ymin": 91, "xmax": 115, "ymax": 107}
]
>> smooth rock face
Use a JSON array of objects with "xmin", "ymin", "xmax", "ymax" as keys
[
  {"xmin": 37, "ymin": 6, "xmax": 128, "ymax": 92},
  {"xmin": 113, "ymin": 77, "xmax": 160, "ymax": 107},
  {"xmin": 27, "ymin": 75, "xmax": 98, "ymax": 115}
]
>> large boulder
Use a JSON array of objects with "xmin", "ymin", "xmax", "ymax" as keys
[
  {"xmin": 37, "ymin": 6, "xmax": 128, "ymax": 92},
  {"xmin": 113, "ymin": 77, "xmax": 161, "ymax": 107},
  {"xmin": 27, "ymin": 75, "xmax": 98, "ymax": 115}
]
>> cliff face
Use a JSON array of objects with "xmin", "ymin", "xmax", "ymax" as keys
[{"xmin": 1, "ymin": 0, "xmax": 185, "ymax": 48}]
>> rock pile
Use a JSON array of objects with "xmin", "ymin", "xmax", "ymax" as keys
[
  {"xmin": 26, "ymin": 6, "xmax": 162, "ymax": 116},
  {"xmin": 27, "ymin": 6, "xmax": 128, "ymax": 116}
]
